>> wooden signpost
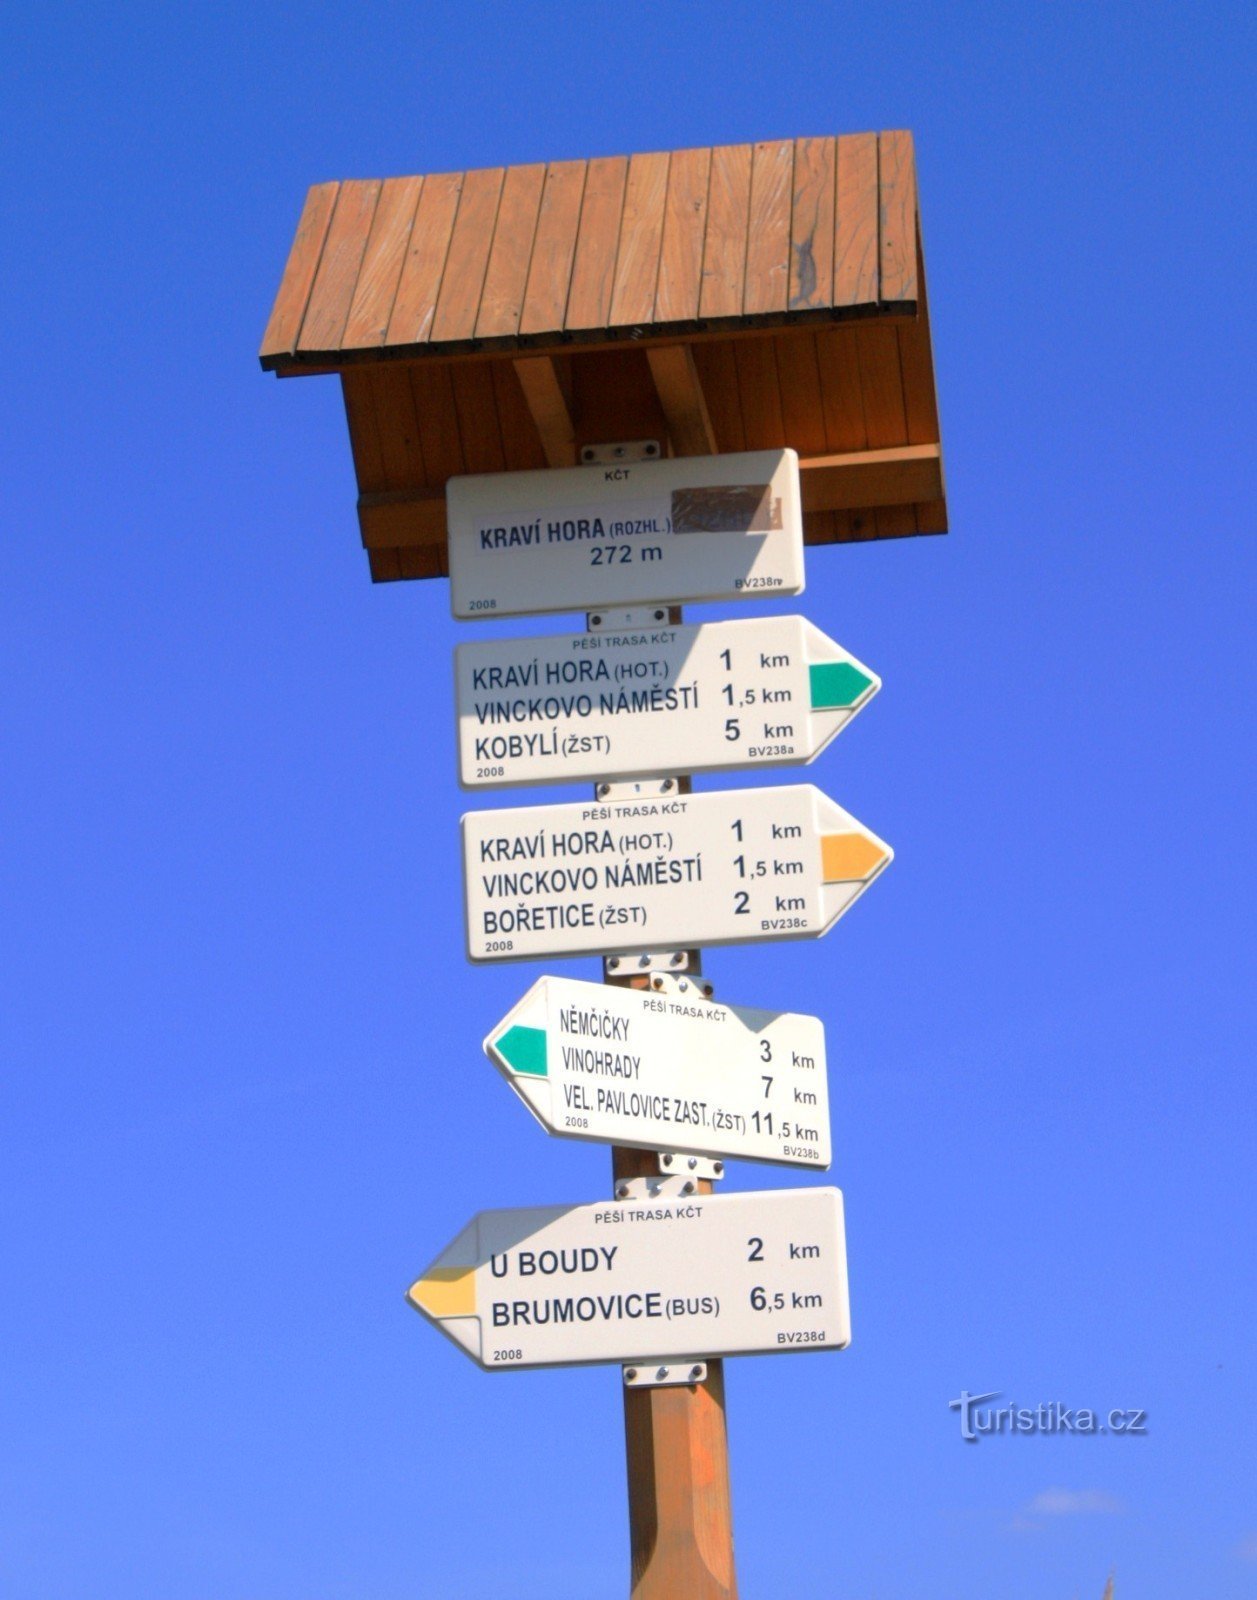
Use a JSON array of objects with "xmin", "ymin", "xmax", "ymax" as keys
[{"xmin": 262, "ymin": 130, "xmax": 946, "ymax": 1600}]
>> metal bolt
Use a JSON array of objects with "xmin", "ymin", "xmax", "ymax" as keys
[
  {"xmin": 702, "ymin": 983, "xmax": 714, "ymax": 997},
  {"xmin": 682, "ymin": 1180, "xmax": 695, "ymax": 1195},
  {"xmin": 661, "ymin": 778, "xmax": 674, "ymax": 791},
  {"xmin": 651, "ymin": 976, "xmax": 663, "ymax": 990},
  {"xmin": 689, "ymin": 1365, "xmax": 703, "ymax": 1381},
  {"xmin": 614, "ymin": 446, "xmax": 625, "ymax": 457},
  {"xmin": 625, "ymin": 1367, "xmax": 638, "ymax": 1381},
  {"xmin": 638, "ymin": 955, "xmax": 651, "ymax": 967},
  {"xmin": 661, "ymin": 1154, "xmax": 673, "ymax": 1166},
  {"xmin": 653, "ymin": 608, "xmax": 666, "ymax": 621},
  {"xmin": 687, "ymin": 1157, "xmax": 698, "ymax": 1170},
  {"xmin": 616, "ymin": 1183, "xmax": 630, "ymax": 1199},
  {"xmin": 597, "ymin": 782, "xmax": 610, "ymax": 798},
  {"xmin": 646, "ymin": 443, "xmax": 659, "ymax": 455},
  {"xmin": 714, "ymin": 1161, "xmax": 724, "ymax": 1176},
  {"xmin": 607, "ymin": 956, "xmax": 620, "ymax": 970},
  {"xmin": 590, "ymin": 613, "xmax": 603, "ymax": 625},
  {"xmin": 656, "ymin": 1366, "xmax": 668, "ymax": 1380},
  {"xmin": 670, "ymin": 951, "xmax": 684, "ymax": 966},
  {"xmin": 678, "ymin": 979, "xmax": 688, "ymax": 992}
]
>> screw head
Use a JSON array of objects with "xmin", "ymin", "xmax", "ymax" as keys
[
  {"xmin": 714, "ymin": 1161, "xmax": 724, "ymax": 1175},
  {"xmin": 682, "ymin": 1180, "xmax": 695, "ymax": 1195},
  {"xmin": 670, "ymin": 951, "xmax": 684, "ymax": 966},
  {"xmin": 607, "ymin": 956, "xmax": 620, "ymax": 970},
  {"xmin": 678, "ymin": 979, "xmax": 688, "ymax": 992},
  {"xmin": 661, "ymin": 777, "xmax": 674, "ymax": 791},
  {"xmin": 638, "ymin": 955, "xmax": 650, "ymax": 967},
  {"xmin": 687, "ymin": 1157, "xmax": 698, "ymax": 1170},
  {"xmin": 653, "ymin": 608, "xmax": 665, "ymax": 621},
  {"xmin": 616, "ymin": 1183, "xmax": 630, "ymax": 1199},
  {"xmin": 651, "ymin": 975, "xmax": 663, "ymax": 990},
  {"xmin": 690, "ymin": 1365, "xmax": 703, "ymax": 1381},
  {"xmin": 656, "ymin": 1366, "xmax": 668, "ymax": 1380},
  {"xmin": 625, "ymin": 1367, "xmax": 638, "ymax": 1381},
  {"xmin": 590, "ymin": 612, "xmax": 602, "ymax": 625},
  {"xmin": 661, "ymin": 1154, "xmax": 673, "ymax": 1166}
]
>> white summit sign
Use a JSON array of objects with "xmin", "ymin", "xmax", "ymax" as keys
[
  {"xmin": 455, "ymin": 615, "xmax": 879, "ymax": 788},
  {"xmin": 485, "ymin": 974, "xmax": 831, "ymax": 1167},
  {"xmin": 408, "ymin": 1186, "xmax": 850, "ymax": 1370},
  {"xmin": 461, "ymin": 782, "xmax": 892, "ymax": 962},
  {"xmin": 446, "ymin": 449, "xmax": 804, "ymax": 619}
]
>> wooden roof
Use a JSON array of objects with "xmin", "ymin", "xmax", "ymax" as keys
[
  {"xmin": 260, "ymin": 133, "xmax": 946, "ymax": 583},
  {"xmin": 261, "ymin": 134, "xmax": 920, "ymax": 367}
]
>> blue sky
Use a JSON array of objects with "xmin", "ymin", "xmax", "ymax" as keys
[{"xmin": 1, "ymin": 2, "xmax": 1253, "ymax": 1596}]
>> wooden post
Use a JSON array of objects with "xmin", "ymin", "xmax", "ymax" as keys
[{"xmin": 600, "ymin": 632, "xmax": 738, "ymax": 1596}]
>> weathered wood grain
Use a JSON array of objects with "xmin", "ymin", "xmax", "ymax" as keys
[
  {"xmin": 298, "ymin": 180, "xmax": 381, "ymax": 351},
  {"xmin": 742, "ymin": 140, "xmax": 792, "ymax": 316},
  {"xmin": 789, "ymin": 137, "xmax": 835, "ymax": 311},
  {"xmin": 476, "ymin": 163, "xmax": 546, "ymax": 339},
  {"xmin": 878, "ymin": 130, "xmax": 918, "ymax": 306},
  {"xmin": 609, "ymin": 150, "xmax": 669, "ymax": 327},
  {"xmin": 386, "ymin": 171, "xmax": 463, "ymax": 347},
  {"xmin": 431, "ymin": 166, "xmax": 505, "ymax": 344},
  {"xmin": 261, "ymin": 182, "xmax": 339, "ymax": 359},
  {"xmin": 654, "ymin": 146, "xmax": 710, "ymax": 324},
  {"xmin": 520, "ymin": 160, "xmax": 587, "ymax": 336},
  {"xmin": 699, "ymin": 145, "xmax": 752, "ymax": 319},
  {"xmin": 342, "ymin": 175, "xmax": 423, "ymax": 349},
  {"xmin": 566, "ymin": 155, "xmax": 630, "ymax": 332},
  {"xmin": 691, "ymin": 340, "xmax": 745, "ymax": 451},
  {"xmin": 834, "ymin": 133, "xmax": 879, "ymax": 309}
]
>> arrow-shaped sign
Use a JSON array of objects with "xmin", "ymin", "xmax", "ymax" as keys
[
  {"xmin": 462, "ymin": 783, "xmax": 891, "ymax": 962},
  {"xmin": 455, "ymin": 615, "xmax": 879, "ymax": 788},
  {"xmin": 408, "ymin": 1186, "xmax": 849, "ymax": 1370},
  {"xmin": 486, "ymin": 974, "xmax": 830, "ymax": 1167}
]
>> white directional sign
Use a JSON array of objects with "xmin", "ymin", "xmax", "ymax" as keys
[
  {"xmin": 447, "ymin": 449, "xmax": 804, "ymax": 619},
  {"xmin": 462, "ymin": 783, "xmax": 891, "ymax": 962},
  {"xmin": 486, "ymin": 975, "xmax": 831, "ymax": 1167},
  {"xmin": 455, "ymin": 615, "xmax": 879, "ymax": 788},
  {"xmin": 408, "ymin": 1186, "xmax": 849, "ymax": 1370}
]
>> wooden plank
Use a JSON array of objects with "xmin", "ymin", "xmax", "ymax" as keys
[
  {"xmin": 608, "ymin": 150, "xmax": 670, "ymax": 328},
  {"xmin": 260, "ymin": 182, "xmax": 340, "ymax": 361},
  {"xmin": 520, "ymin": 160, "xmax": 587, "ymax": 336},
  {"xmin": 853, "ymin": 319, "xmax": 914, "ymax": 537},
  {"xmin": 655, "ymin": 146, "xmax": 711, "ymax": 324},
  {"xmin": 475, "ymin": 163, "xmax": 546, "ymax": 339},
  {"xmin": 396, "ymin": 545, "xmax": 442, "ymax": 580},
  {"xmin": 799, "ymin": 444, "xmax": 943, "ymax": 509},
  {"xmin": 431, "ymin": 166, "xmax": 506, "ymax": 344},
  {"xmin": 340, "ymin": 371, "xmax": 385, "ymax": 493},
  {"xmin": 878, "ymin": 130, "xmax": 918, "ymax": 307},
  {"xmin": 357, "ymin": 489, "xmax": 445, "ymax": 548},
  {"xmin": 833, "ymin": 133, "xmax": 879, "ymax": 310},
  {"xmin": 409, "ymin": 361, "xmax": 466, "ymax": 484},
  {"xmin": 386, "ymin": 171, "xmax": 464, "ymax": 347},
  {"xmin": 368, "ymin": 546, "xmax": 403, "ymax": 582},
  {"xmin": 742, "ymin": 140, "xmax": 792, "ymax": 316},
  {"xmin": 733, "ymin": 336, "xmax": 785, "ymax": 448},
  {"xmin": 773, "ymin": 332, "xmax": 828, "ymax": 457},
  {"xmin": 646, "ymin": 345, "xmax": 717, "ymax": 456},
  {"xmin": 699, "ymin": 145, "xmax": 752, "ymax": 319},
  {"xmin": 789, "ymin": 136, "xmax": 835, "ymax": 312},
  {"xmin": 450, "ymin": 362, "xmax": 506, "ymax": 473},
  {"xmin": 513, "ymin": 357, "xmax": 577, "ymax": 467},
  {"xmin": 298, "ymin": 180, "xmax": 381, "ymax": 352},
  {"xmin": 691, "ymin": 340, "xmax": 745, "ymax": 451},
  {"xmin": 570, "ymin": 349, "xmax": 669, "ymax": 452},
  {"xmin": 372, "ymin": 364, "xmax": 427, "ymax": 489},
  {"xmin": 491, "ymin": 360, "xmax": 549, "ymax": 470},
  {"xmin": 897, "ymin": 236, "xmax": 946, "ymax": 534},
  {"xmin": 565, "ymin": 155, "xmax": 630, "ymax": 333},
  {"xmin": 342, "ymin": 175, "xmax": 423, "ymax": 349},
  {"xmin": 815, "ymin": 327, "xmax": 868, "ymax": 453}
]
